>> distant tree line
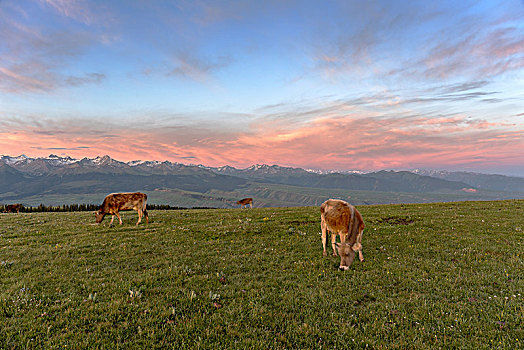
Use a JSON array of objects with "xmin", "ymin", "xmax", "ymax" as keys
[{"xmin": 1, "ymin": 203, "xmax": 217, "ymax": 213}]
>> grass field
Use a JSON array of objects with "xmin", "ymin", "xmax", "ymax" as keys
[{"xmin": 1, "ymin": 200, "xmax": 522, "ymax": 349}]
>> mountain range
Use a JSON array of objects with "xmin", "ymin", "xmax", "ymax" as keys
[{"xmin": 1, "ymin": 154, "xmax": 523, "ymax": 207}]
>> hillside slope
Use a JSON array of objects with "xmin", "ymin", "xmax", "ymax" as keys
[{"xmin": 1, "ymin": 155, "xmax": 523, "ymax": 207}]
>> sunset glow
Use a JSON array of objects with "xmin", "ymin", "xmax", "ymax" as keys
[{"xmin": 1, "ymin": 0, "xmax": 523, "ymax": 175}]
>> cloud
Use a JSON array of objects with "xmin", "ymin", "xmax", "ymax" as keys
[
  {"xmin": 394, "ymin": 11, "xmax": 524, "ymax": 81},
  {"xmin": 173, "ymin": 0, "xmax": 293, "ymax": 27},
  {"xmin": 0, "ymin": 64, "xmax": 56, "ymax": 93},
  {"xmin": 2, "ymin": 97, "xmax": 523, "ymax": 175},
  {"xmin": 32, "ymin": 146, "xmax": 91, "ymax": 151},
  {"xmin": 39, "ymin": 0, "xmax": 95, "ymax": 25},
  {"xmin": 0, "ymin": 66, "xmax": 105, "ymax": 93},
  {"xmin": 166, "ymin": 53, "xmax": 233, "ymax": 83},
  {"xmin": 65, "ymin": 73, "xmax": 105, "ymax": 86},
  {"xmin": 228, "ymin": 111, "xmax": 524, "ymax": 171},
  {"xmin": 308, "ymin": 1, "xmax": 440, "ymax": 79},
  {"xmin": 174, "ymin": 0, "xmax": 244, "ymax": 26},
  {"xmin": 426, "ymin": 81, "xmax": 491, "ymax": 94},
  {"xmin": 309, "ymin": 1, "xmax": 524, "ymax": 83},
  {"xmin": 0, "ymin": 1, "xmax": 110, "ymax": 93},
  {"xmin": 400, "ymin": 91, "xmax": 500, "ymax": 105},
  {"xmin": 419, "ymin": 27, "xmax": 524, "ymax": 80}
]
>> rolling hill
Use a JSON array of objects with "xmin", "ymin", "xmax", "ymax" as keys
[{"xmin": 1, "ymin": 155, "xmax": 523, "ymax": 207}]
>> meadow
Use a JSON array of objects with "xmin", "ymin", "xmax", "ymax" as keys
[{"xmin": 0, "ymin": 200, "xmax": 522, "ymax": 349}]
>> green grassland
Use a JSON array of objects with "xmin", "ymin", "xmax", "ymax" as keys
[{"xmin": 0, "ymin": 201, "xmax": 522, "ymax": 349}]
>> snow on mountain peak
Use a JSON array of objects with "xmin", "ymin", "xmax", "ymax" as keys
[
  {"xmin": 247, "ymin": 164, "xmax": 272, "ymax": 171},
  {"xmin": 128, "ymin": 160, "xmax": 164, "ymax": 167},
  {"xmin": 92, "ymin": 155, "xmax": 117, "ymax": 166},
  {"xmin": 128, "ymin": 160, "xmax": 146, "ymax": 166},
  {"xmin": 1, "ymin": 154, "xmax": 29, "ymax": 165},
  {"xmin": 44, "ymin": 154, "xmax": 78, "ymax": 165}
]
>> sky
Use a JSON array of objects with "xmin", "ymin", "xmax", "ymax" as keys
[{"xmin": 1, "ymin": 0, "xmax": 523, "ymax": 176}]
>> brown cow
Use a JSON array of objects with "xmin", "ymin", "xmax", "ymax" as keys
[
  {"xmin": 320, "ymin": 199, "xmax": 365, "ymax": 270},
  {"xmin": 237, "ymin": 198, "xmax": 253, "ymax": 208},
  {"xmin": 95, "ymin": 192, "xmax": 148, "ymax": 226},
  {"xmin": 4, "ymin": 204, "xmax": 21, "ymax": 213}
]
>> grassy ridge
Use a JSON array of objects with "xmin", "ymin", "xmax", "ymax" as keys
[
  {"xmin": 5, "ymin": 181, "xmax": 523, "ymax": 208},
  {"xmin": 0, "ymin": 201, "xmax": 522, "ymax": 349}
]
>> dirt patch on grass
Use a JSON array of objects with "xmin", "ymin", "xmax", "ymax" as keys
[
  {"xmin": 374, "ymin": 216, "xmax": 415, "ymax": 225},
  {"xmin": 353, "ymin": 293, "xmax": 377, "ymax": 306}
]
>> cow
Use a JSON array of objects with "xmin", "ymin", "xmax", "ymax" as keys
[
  {"xmin": 237, "ymin": 198, "xmax": 253, "ymax": 208},
  {"xmin": 3, "ymin": 204, "xmax": 21, "ymax": 213},
  {"xmin": 320, "ymin": 199, "xmax": 365, "ymax": 271},
  {"xmin": 95, "ymin": 192, "xmax": 148, "ymax": 226}
]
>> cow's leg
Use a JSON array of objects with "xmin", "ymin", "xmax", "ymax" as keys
[
  {"xmin": 249, "ymin": 203, "xmax": 252, "ymax": 208},
  {"xmin": 109, "ymin": 215, "xmax": 115, "ymax": 226},
  {"xmin": 358, "ymin": 248, "xmax": 364, "ymax": 262},
  {"xmin": 115, "ymin": 212, "xmax": 123, "ymax": 225},
  {"xmin": 356, "ymin": 227, "xmax": 365, "ymax": 262},
  {"xmin": 331, "ymin": 232, "xmax": 339, "ymax": 256},
  {"xmin": 338, "ymin": 231, "xmax": 351, "ymax": 257},
  {"xmin": 321, "ymin": 218, "xmax": 329, "ymax": 256},
  {"xmin": 144, "ymin": 209, "xmax": 149, "ymax": 223},
  {"xmin": 136, "ymin": 209, "xmax": 142, "ymax": 225}
]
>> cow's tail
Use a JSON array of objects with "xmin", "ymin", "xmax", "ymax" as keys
[
  {"xmin": 351, "ymin": 208, "xmax": 364, "ymax": 252},
  {"xmin": 143, "ymin": 201, "xmax": 149, "ymax": 220},
  {"xmin": 141, "ymin": 194, "xmax": 149, "ymax": 222},
  {"xmin": 348, "ymin": 204, "xmax": 355, "ymax": 238}
]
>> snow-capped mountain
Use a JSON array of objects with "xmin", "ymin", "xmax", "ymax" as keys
[
  {"xmin": 208, "ymin": 163, "xmax": 312, "ymax": 178},
  {"xmin": 304, "ymin": 168, "xmax": 365, "ymax": 175},
  {"xmin": 1, "ymin": 155, "xmax": 523, "ymax": 205},
  {"xmin": 0, "ymin": 155, "xmax": 199, "ymax": 176}
]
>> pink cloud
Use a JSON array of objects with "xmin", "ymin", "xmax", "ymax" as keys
[
  {"xmin": 0, "ymin": 65, "xmax": 56, "ymax": 92},
  {"xmin": 419, "ymin": 23, "xmax": 524, "ymax": 80},
  {"xmin": 1, "ymin": 106, "xmax": 523, "ymax": 175},
  {"xmin": 40, "ymin": 0, "xmax": 94, "ymax": 24}
]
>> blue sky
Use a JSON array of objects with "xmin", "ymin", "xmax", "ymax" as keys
[{"xmin": 1, "ymin": 0, "xmax": 523, "ymax": 175}]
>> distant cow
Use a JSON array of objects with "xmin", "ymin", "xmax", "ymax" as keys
[
  {"xmin": 95, "ymin": 192, "xmax": 148, "ymax": 226},
  {"xmin": 237, "ymin": 198, "xmax": 253, "ymax": 208},
  {"xmin": 320, "ymin": 199, "xmax": 365, "ymax": 270},
  {"xmin": 4, "ymin": 204, "xmax": 21, "ymax": 213}
]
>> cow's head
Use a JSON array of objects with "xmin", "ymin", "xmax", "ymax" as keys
[
  {"xmin": 94, "ymin": 210, "xmax": 105, "ymax": 223},
  {"xmin": 335, "ymin": 242, "xmax": 356, "ymax": 271}
]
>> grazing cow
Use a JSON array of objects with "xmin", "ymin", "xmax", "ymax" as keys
[
  {"xmin": 320, "ymin": 199, "xmax": 365, "ymax": 270},
  {"xmin": 95, "ymin": 192, "xmax": 148, "ymax": 226},
  {"xmin": 237, "ymin": 198, "xmax": 253, "ymax": 208},
  {"xmin": 4, "ymin": 204, "xmax": 21, "ymax": 213}
]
